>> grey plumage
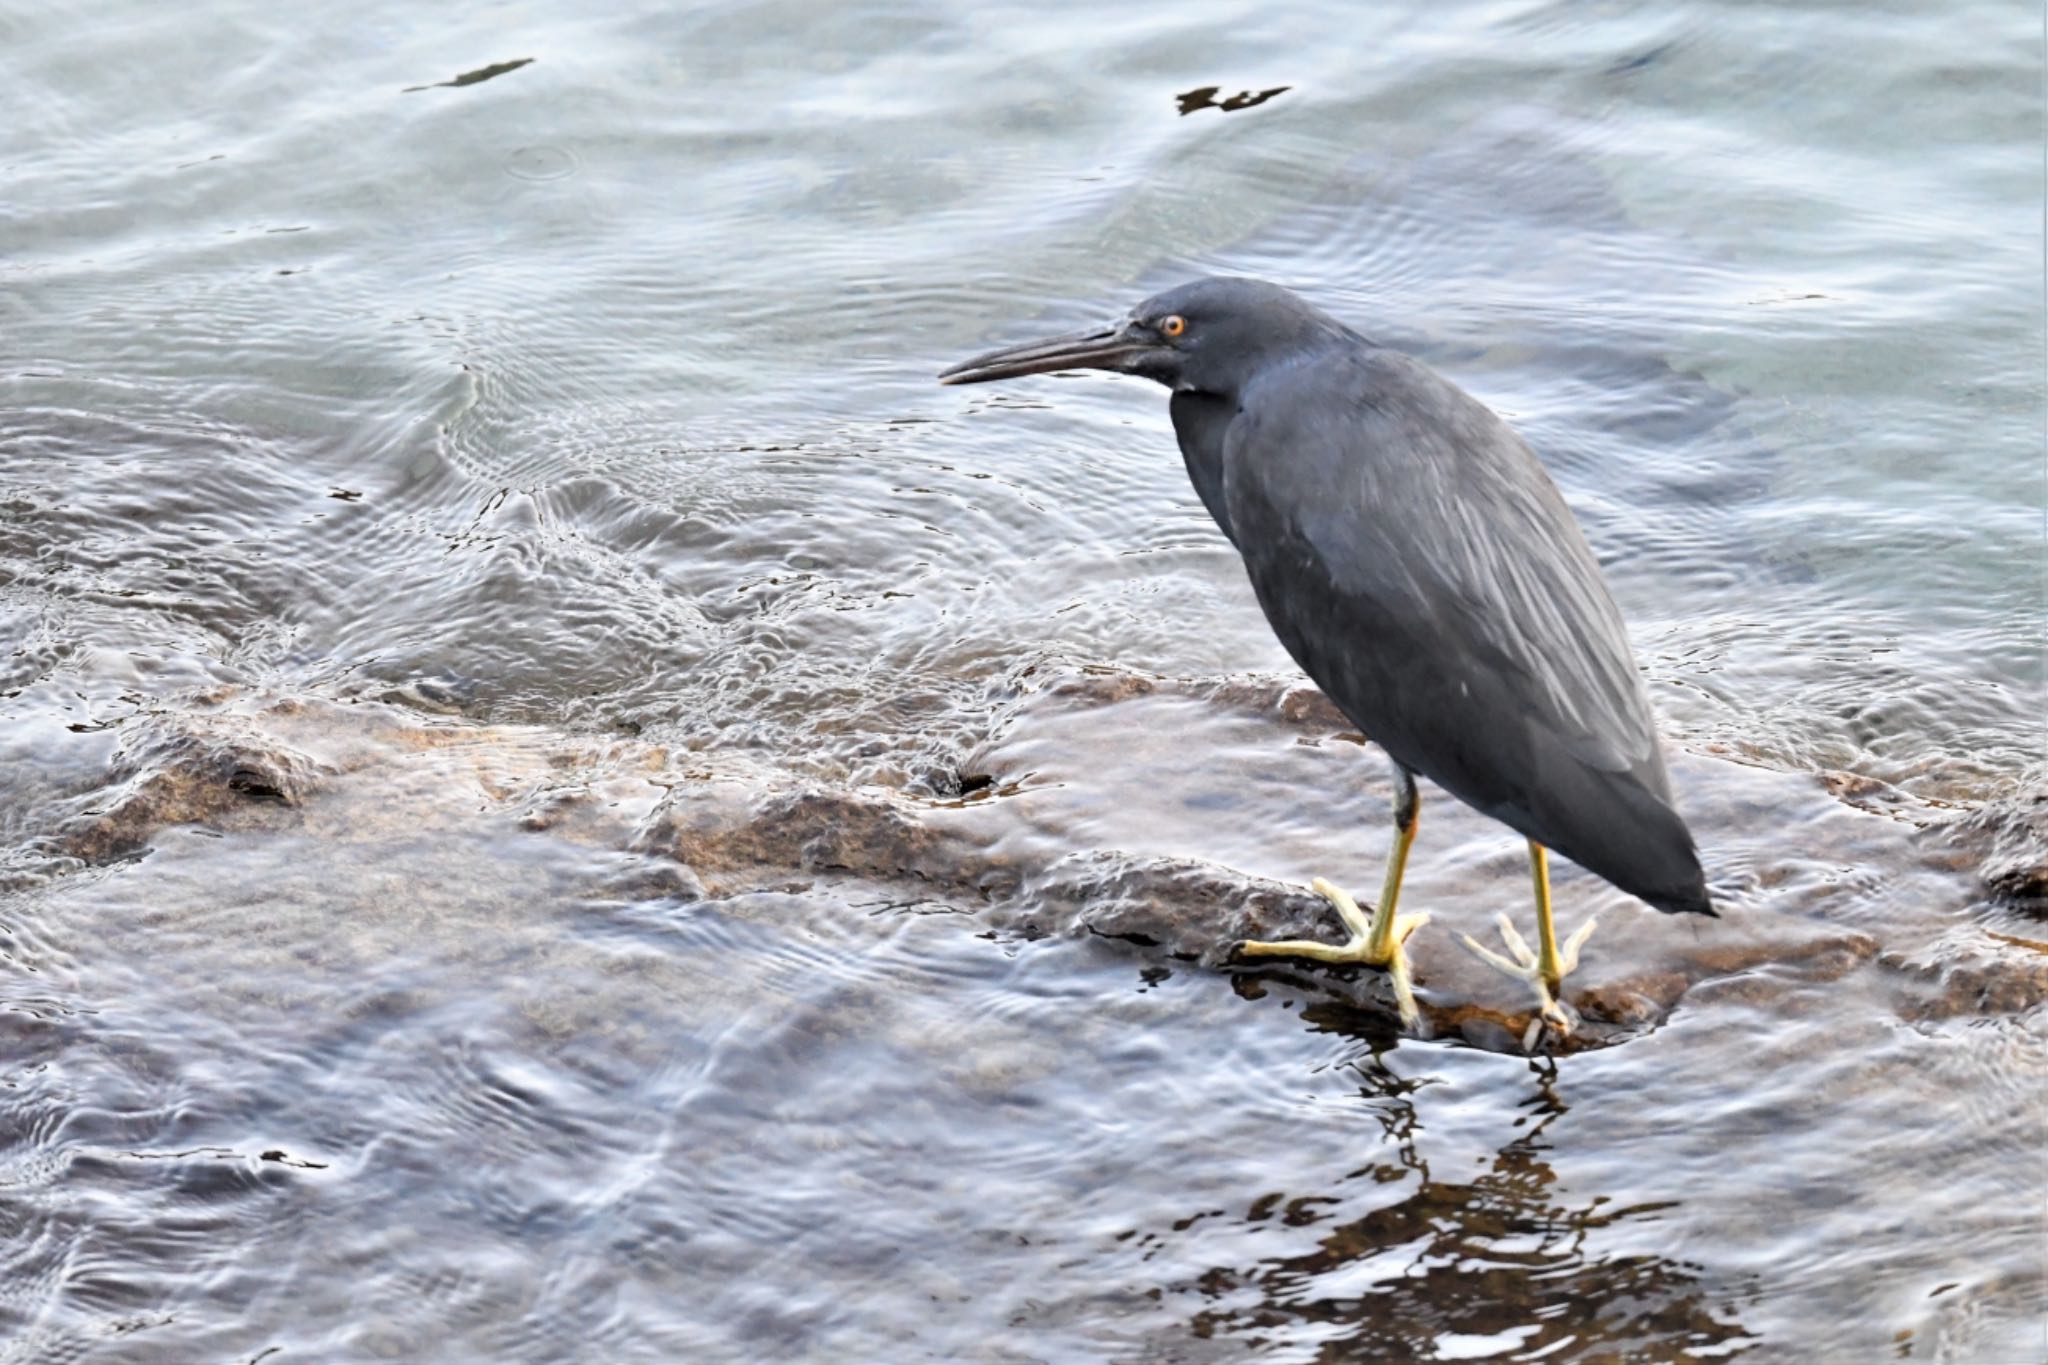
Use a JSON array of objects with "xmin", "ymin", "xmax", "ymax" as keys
[{"xmin": 941, "ymin": 275, "xmax": 1710, "ymax": 919}]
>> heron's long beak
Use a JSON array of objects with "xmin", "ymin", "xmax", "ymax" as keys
[{"xmin": 937, "ymin": 321, "xmax": 1154, "ymax": 385}]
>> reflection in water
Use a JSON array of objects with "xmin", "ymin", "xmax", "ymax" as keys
[{"xmin": 1173, "ymin": 1035, "xmax": 1759, "ymax": 1361}]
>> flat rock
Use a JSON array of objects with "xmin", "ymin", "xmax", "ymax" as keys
[{"xmin": 35, "ymin": 671, "xmax": 2048, "ymax": 1056}]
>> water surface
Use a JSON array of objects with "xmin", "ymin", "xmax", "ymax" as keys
[{"xmin": 2, "ymin": 0, "xmax": 2043, "ymax": 1360}]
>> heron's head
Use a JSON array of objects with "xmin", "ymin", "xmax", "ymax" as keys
[{"xmin": 938, "ymin": 276, "xmax": 1348, "ymax": 398}]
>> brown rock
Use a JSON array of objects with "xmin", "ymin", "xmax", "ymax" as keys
[{"xmin": 57, "ymin": 711, "xmax": 326, "ymax": 862}]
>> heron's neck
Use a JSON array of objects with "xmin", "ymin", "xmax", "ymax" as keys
[{"xmin": 1169, "ymin": 389, "xmax": 1238, "ymax": 546}]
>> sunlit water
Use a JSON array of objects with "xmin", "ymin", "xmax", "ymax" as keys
[{"xmin": 2, "ymin": 0, "xmax": 2043, "ymax": 1361}]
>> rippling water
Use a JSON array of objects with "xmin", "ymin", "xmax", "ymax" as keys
[{"xmin": 2, "ymin": 1, "xmax": 2043, "ymax": 1361}]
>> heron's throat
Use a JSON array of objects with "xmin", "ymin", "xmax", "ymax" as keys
[{"xmin": 1168, "ymin": 389, "xmax": 1239, "ymax": 545}]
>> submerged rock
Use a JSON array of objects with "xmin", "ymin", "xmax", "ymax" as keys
[
  {"xmin": 1939, "ymin": 786, "xmax": 2048, "ymax": 915},
  {"xmin": 54, "ymin": 703, "xmax": 329, "ymax": 863},
  {"xmin": 35, "ymin": 671, "xmax": 2048, "ymax": 1056}
]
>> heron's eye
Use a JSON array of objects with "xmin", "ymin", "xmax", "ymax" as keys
[{"xmin": 1160, "ymin": 314, "xmax": 1187, "ymax": 339}]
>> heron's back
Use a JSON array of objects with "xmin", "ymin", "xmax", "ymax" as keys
[{"xmin": 1214, "ymin": 343, "xmax": 1710, "ymax": 915}]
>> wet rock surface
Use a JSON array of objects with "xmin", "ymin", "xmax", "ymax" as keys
[
  {"xmin": 40, "ymin": 672, "xmax": 2047, "ymax": 1057},
  {"xmin": 52, "ymin": 704, "xmax": 328, "ymax": 864},
  {"xmin": 1939, "ymin": 786, "xmax": 2048, "ymax": 914}
]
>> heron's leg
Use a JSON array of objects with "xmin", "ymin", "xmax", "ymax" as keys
[
  {"xmin": 1234, "ymin": 767, "xmax": 1431, "ymax": 1030},
  {"xmin": 1460, "ymin": 842, "xmax": 1598, "ymax": 1050}
]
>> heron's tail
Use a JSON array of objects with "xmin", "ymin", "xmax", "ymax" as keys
[
  {"xmin": 1529, "ymin": 757, "xmax": 1715, "ymax": 918},
  {"xmin": 1640, "ymin": 876, "xmax": 1715, "ymax": 918},
  {"xmin": 1600, "ymin": 795, "xmax": 1714, "ymax": 918}
]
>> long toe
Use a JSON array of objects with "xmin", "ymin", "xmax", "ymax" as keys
[
  {"xmin": 1556, "ymin": 916, "xmax": 1598, "ymax": 977},
  {"xmin": 1386, "ymin": 943, "xmax": 1422, "ymax": 1032},
  {"xmin": 1521, "ymin": 992, "xmax": 1581, "ymax": 1054},
  {"xmin": 1236, "ymin": 878, "xmax": 1432, "ymax": 1033},
  {"xmin": 1235, "ymin": 934, "xmax": 1370, "ymax": 963},
  {"xmin": 1458, "ymin": 916, "xmax": 1540, "ymax": 982},
  {"xmin": 1310, "ymin": 877, "xmax": 1378, "ymax": 940},
  {"xmin": 1461, "ymin": 918, "xmax": 1586, "ymax": 1049}
]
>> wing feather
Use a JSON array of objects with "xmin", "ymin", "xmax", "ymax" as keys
[{"xmin": 1219, "ymin": 346, "xmax": 1706, "ymax": 911}]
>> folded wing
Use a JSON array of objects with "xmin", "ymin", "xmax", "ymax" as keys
[{"xmin": 1222, "ymin": 347, "xmax": 1710, "ymax": 915}]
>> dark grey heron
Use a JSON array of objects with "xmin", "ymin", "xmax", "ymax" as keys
[{"xmin": 939, "ymin": 277, "xmax": 1711, "ymax": 1039}]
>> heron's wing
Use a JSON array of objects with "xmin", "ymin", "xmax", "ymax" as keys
[{"xmin": 1223, "ymin": 347, "xmax": 1703, "ymax": 908}]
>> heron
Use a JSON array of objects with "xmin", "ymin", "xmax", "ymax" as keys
[{"xmin": 939, "ymin": 277, "xmax": 1711, "ymax": 1041}]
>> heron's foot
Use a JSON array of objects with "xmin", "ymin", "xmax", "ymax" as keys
[
  {"xmin": 1459, "ymin": 913, "xmax": 1598, "ymax": 1052},
  {"xmin": 1235, "ymin": 877, "xmax": 1430, "ymax": 1030}
]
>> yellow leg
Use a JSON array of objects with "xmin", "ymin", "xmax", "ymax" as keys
[
  {"xmin": 1531, "ymin": 844, "xmax": 1563, "ymax": 992},
  {"xmin": 1236, "ymin": 771, "xmax": 1431, "ymax": 1031},
  {"xmin": 1460, "ymin": 841, "xmax": 1598, "ymax": 1051}
]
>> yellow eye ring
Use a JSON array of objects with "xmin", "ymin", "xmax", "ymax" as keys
[{"xmin": 1160, "ymin": 314, "xmax": 1187, "ymax": 339}]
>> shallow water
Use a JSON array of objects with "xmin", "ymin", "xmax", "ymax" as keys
[{"xmin": 2, "ymin": 0, "xmax": 2043, "ymax": 1361}]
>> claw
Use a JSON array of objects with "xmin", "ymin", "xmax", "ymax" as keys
[
  {"xmin": 1460, "ymin": 913, "xmax": 1596, "ymax": 1052},
  {"xmin": 1233, "ymin": 782, "xmax": 1430, "ymax": 1034},
  {"xmin": 1236, "ymin": 879, "xmax": 1431, "ymax": 1032}
]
